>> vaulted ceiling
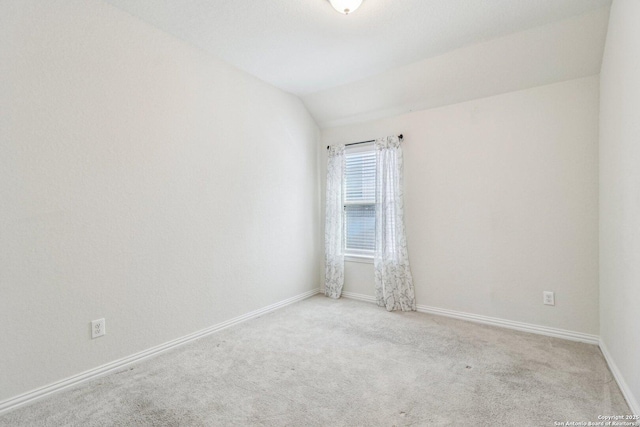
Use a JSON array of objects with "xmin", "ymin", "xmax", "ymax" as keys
[{"xmin": 103, "ymin": 0, "xmax": 611, "ymax": 127}]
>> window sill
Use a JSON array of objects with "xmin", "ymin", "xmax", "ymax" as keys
[{"xmin": 345, "ymin": 254, "xmax": 374, "ymax": 264}]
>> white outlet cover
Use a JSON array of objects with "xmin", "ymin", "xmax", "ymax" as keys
[
  {"xmin": 543, "ymin": 291, "xmax": 555, "ymax": 306},
  {"xmin": 91, "ymin": 318, "xmax": 106, "ymax": 339}
]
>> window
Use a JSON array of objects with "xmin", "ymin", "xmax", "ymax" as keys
[{"xmin": 344, "ymin": 145, "xmax": 376, "ymax": 258}]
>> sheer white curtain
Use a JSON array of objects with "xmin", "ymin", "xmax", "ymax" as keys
[
  {"xmin": 325, "ymin": 145, "xmax": 345, "ymax": 299},
  {"xmin": 374, "ymin": 136, "xmax": 416, "ymax": 311}
]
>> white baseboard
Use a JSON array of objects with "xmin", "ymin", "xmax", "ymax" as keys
[
  {"xmin": 341, "ymin": 291, "xmax": 377, "ymax": 303},
  {"xmin": 599, "ymin": 340, "xmax": 640, "ymax": 416},
  {"xmin": 0, "ymin": 288, "xmax": 321, "ymax": 415},
  {"xmin": 417, "ymin": 304, "xmax": 600, "ymax": 345},
  {"xmin": 341, "ymin": 291, "xmax": 599, "ymax": 344}
]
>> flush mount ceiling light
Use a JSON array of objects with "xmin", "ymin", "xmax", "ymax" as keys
[{"xmin": 328, "ymin": 0, "xmax": 363, "ymax": 15}]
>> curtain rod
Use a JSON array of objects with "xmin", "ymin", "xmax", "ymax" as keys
[{"xmin": 326, "ymin": 134, "xmax": 403, "ymax": 150}]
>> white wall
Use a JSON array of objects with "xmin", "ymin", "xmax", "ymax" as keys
[
  {"xmin": 599, "ymin": 0, "xmax": 640, "ymax": 414},
  {"xmin": 0, "ymin": 0, "xmax": 320, "ymax": 401},
  {"xmin": 322, "ymin": 76, "xmax": 600, "ymax": 335}
]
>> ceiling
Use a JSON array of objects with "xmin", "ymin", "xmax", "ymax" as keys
[
  {"xmin": 304, "ymin": 8, "xmax": 610, "ymax": 128},
  {"xmin": 103, "ymin": 0, "xmax": 611, "ymax": 127}
]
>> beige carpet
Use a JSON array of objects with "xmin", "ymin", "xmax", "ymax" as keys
[{"xmin": 0, "ymin": 295, "xmax": 630, "ymax": 426}]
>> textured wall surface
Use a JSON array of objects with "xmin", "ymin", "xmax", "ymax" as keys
[
  {"xmin": 0, "ymin": 0, "xmax": 320, "ymax": 401},
  {"xmin": 599, "ymin": 0, "xmax": 640, "ymax": 414},
  {"xmin": 322, "ymin": 77, "xmax": 600, "ymax": 335}
]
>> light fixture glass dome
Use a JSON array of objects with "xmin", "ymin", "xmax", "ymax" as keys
[{"xmin": 329, "ymin": 0, "xmax": 363, "ymax": 15}]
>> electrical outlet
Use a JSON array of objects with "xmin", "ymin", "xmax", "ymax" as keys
[
  {"xmin": 543, "ymin": 291, "xmax": 555, "ymax": 306},
  {"xmin": 91, "ymin": 318, "xmax": 106, "ymax": 339}
]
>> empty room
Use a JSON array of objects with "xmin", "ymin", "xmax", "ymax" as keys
[{"xmin": 1, "ymin": 0, "xmax": 639, "ymax": 425}]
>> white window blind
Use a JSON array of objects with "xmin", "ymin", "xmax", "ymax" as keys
[{"xmin": 344, "ymin": 147, "xmax": 376, "ymax": 254}]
